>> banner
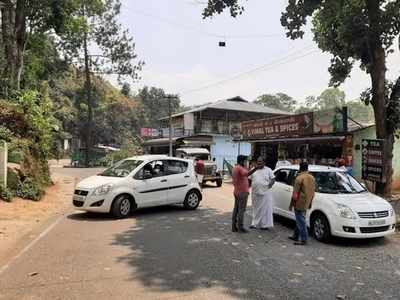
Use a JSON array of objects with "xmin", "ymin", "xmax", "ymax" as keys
[
  {"xmin": 313, "ymin": 108, "xmax": 347, "ymax": 134},
  {"xmin": 241, "ymin": 113, "xmax": 313, "ymax": 140},
  {"xmin": 140, "ymin": 128, "xmax": 159, "ymax": 138}
]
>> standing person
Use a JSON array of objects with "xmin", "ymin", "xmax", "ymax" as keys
[
  {"xmin": 194, "ymin": 157, "xmax": 205, "ymax": 185},
  {"xmin": 231, "ymin": 155, "xmax": 258, "ymax": 233},
  {"xmin": 249, "ymin": 157, "xmax": 276, "ymax": 230},
  {"xmin": 289, "ymin": 162, "xmax": 316, "ymax": 245}
]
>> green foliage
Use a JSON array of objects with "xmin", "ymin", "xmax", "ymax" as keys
[
  {"xmin": 102, "ymin": 138, "xmax": 142, "ymax": 166},
  {"xmin": 138, "ymin": 86, "xmax": 181, "ymax": 127},
  {"xmin": 0, "ymin": 186, "xmax": 14, "ymax": 203},
  {"xmin": 254, "ymin": 93, "xmax": 296, "ymax": 112},
  {"xmin": 16, "ymin": 178, "xmax": 43, "ymax": 201},
  {"xmin": 7, "ymin": 168, "xmax": 20, "ymax": 191},
  {"xmin": 9, "ymin": 89, "xmax": 58, "ymax": 162}
]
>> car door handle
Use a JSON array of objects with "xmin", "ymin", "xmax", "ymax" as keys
[
  {"xmin": 160, "ymin": 179, "xmax": 167, "ymax": 183},
  {"xmin": 184, "ymin": 175, "xmax": 190, "ymax": 178}
]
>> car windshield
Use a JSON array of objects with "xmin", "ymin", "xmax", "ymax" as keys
[
  {"xmin": 100, "ymin": 160, "xmax": 143, "ymax": 177},
  {"xmin": 312, "ymin": 171, "xmax": 367, "ymax": 194}
]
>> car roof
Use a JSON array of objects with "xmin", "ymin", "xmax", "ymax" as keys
[
  {"xmin": 275, "ymin": 164, "xmax": 346, "ymax": 173},
  {"xmin": 125, "ymin": 155, "xmax": 192, "ymax": 163},
  {"xmin": 176, "ymin": 148, "xmax": 210, "ymax": 155}
]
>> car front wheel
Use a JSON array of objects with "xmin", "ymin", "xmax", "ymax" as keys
[
  {"xmin": 311, "ymin": 213, "xmax": 331, "ymax": 242},
  {"xmin": 111, "ymin": 195, "xmax": 132, "ymax": 218},
  {"xmin": 184, "ymin": 190, "xmax": 200, "ymax": 210}
]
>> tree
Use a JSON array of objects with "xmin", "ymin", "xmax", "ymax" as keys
[
  {"xmin": 347, "ymin": 100, "xmax": 375, "ymax": 124},
  {"xmin": 138, "ymin": 86, "xmax": 181, "ymax": 128},
  {"xmin": 254, "ymin": 93, "xmax": 296, "ymax": 112},
  {"xmin": 0, "ymin": 0, "xmax": 83, "ymax": 95},
  {"xmin": 317, "ymin": 88, "xmax": 346, "ymax": 110},
  {"xmin": 57, "ymin": 0, "xmax": 143, "ymax": 166},
  {"xmin": 203, "ymin": 0, "xmax": 400, "ymax": 196}
]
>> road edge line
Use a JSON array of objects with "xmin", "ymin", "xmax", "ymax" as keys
[{"xmin": 0, "ymin": 213, "xmax": 65, "ymax": 275}]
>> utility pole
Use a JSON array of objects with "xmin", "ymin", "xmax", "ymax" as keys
[{"xmin": 164, "ymin": 95, "xmax": 177, "ymax": 157}]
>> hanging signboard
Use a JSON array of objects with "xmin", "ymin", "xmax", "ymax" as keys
[
  {"xmin": 241, "ymin": 113, "xmax": 313, "ymax": 140},
  {"xmin": 361, "ymin": 139, "xmax": 386, "ymax": 182}
]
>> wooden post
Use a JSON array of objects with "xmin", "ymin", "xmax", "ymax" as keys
[{"xmin": 0, "ymin": 141, "xmax": 8, "ymax": 188}]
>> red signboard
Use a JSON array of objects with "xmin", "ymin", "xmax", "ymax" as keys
[
  {"xmin": 241, "ymin": 113, "xmax": 313, "ymax": 140},
  {"xmin": 140, "ymin": 128, "xmax": 159, "ymax": 138}
]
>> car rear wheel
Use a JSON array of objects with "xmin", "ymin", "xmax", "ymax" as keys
[
  {"xmin": 111, "ymin": 195, "xmax": 132, "ymax": 218},
  {"xmin": 184, "ymin": 190, "xmax": 200, "ymax": 210},
  {"xmin": 311, "ymin": 213, "xmax": 331, "ymax": 242},
  {"xmin": 216, "ymin": 178, "xmax": 223, "ymax": 187}
]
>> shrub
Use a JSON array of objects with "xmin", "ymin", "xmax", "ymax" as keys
[
  {"xmin": 16, "ymin": 178, "xmax": 44, "ymax": 201},
  {"xmin": 7, "ymin": 167, "xmax": 20, "ymax": 191},
  {"xmin": 0, "ymin": 186, "xmax": 15, "ymax": 202},
  {"xmin": 8, "ymin": 150, "xmax": 24, "ymax": 163}
]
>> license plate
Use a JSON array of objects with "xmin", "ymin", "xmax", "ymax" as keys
[
  {"xmin": 73, "ymin": 195, "xmax": 85, "ymax": 202},
  {"xmin": 368, "ymin": 219, "xmax": 386, "ymax": 226}
]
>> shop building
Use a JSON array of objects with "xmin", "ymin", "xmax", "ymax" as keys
[
  {"xmin": 142, "ymin": 96, "xmax": 290, "ymax": 169},
  {"xmin": 241, "ymin": 108, "xmax": 400, "ymax": 190}
]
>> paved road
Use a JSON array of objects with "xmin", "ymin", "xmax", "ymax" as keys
[{"xmin": 1, "ymin": 168, "xmax": 400, "ymax": 300}]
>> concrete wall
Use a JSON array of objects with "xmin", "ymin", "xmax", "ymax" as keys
[
  {"xmin": 210, "ymin": 136, "xmax": 251, "ymax": 169},
  {"xmin": 352, "ymin": 126, "xmax": 400, "ymax": 190}
]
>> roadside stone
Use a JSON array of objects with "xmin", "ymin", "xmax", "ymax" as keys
[
  {"xmin": 354, "ymin": 266, "xmax": 363, "ymax": 270},
  {"xmin": 336, "ymin": 294, "xmax": 347, "ymax": 300},
  {"xmin": 337, "ymin": 270, "xmax": 346, "ymax": 273},
  {"xmin": 231, "ymin": 242, "xmax": 240, "ymax": 246},
  {"xmin": 375, "ymin": 290, "xmax": 382, "ymax": 295},
  {"xmin": 356, "ymin": 282, "xmax": 365, "ymax": 286},
  {"xmin": 28, "ymin": 272, "xmax": 38, "ymax": 277},
  {"xmin": 232, "ymin": 259, "xmax": 241, "ymax": 263},
  {"xmin": 292, "ymin": 272, "xmax": 303, "ymax": 276},
  {"xmin": 317, "ymin": 256, "xmax": 325, "ymax": 261}
]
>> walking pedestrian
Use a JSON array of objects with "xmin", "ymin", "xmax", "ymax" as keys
[
  {"xmin": 249, "ymin": 157, "xmax": 275, "ymax": 230},
  {"xmin": 231, "ymin": 155, "xmax": 258, "ymax": 233},
  {"xmin": 194, "ymin": 157, "xmax": 205, "ymax": 185},
  {"xmin": 289, "ymin": 162, "xmax": 316, "ymax": 245}
]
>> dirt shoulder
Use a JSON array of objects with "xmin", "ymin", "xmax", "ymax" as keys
[{"xmin": 0, "ymin": 171, "xmax": 75, "ymax": 266}]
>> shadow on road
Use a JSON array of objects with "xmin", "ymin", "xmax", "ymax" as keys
[{"xmin": 110, "ymin": 205, "xmax": 279, "ymax": 299}]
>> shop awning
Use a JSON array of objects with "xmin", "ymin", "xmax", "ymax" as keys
[
  {"xmin": 244, "ymin": 135, "xmax": 346, "ymax": 143},
  {"xmin": 142, "ymin": 137, "xmax": 179, "ymax": 147}
]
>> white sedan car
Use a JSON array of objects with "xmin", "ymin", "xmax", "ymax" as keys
[
  {"xmin": 272, "ymin": 165, "xmax": 396, "ymax": 242},
  {"xmin": 73, "ymin": 155, "xmax": 202, "ymax": 218}
]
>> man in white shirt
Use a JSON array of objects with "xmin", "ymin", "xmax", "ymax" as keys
[{"xmin": 249, "ymin": 157, "xmax": 276, "ymax": 230}]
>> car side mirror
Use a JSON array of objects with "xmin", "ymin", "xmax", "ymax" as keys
[{"xmin": 142, "ymin": 170, "xmax": 153, "ymax": 180}]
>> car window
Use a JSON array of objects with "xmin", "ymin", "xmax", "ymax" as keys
[
  {"xmin": 274, "ymin": 169, "xmax": 292, "ymax": 185},
  {"xmin": 165, "ymin": 160, "xmax": 189, "ymax": 175},
  {"xmin": 310, "ymin": 171, "xmax": 366, "ymax": 194},
  {"xmin": 100, "ymin": 159, "xmax": 143, "ymax": 177},
  {"xmin": 134, "ymin": 160, "xmax": 165, "ymax": 180}
]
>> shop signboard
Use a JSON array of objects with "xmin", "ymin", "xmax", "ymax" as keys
[
  {"xmin": 361, "ymin": 139, "xmax": 386, "ymax": 182},
  {"xmin": 140, "ymin": 128, "xmax": 160, "ymax": 138},
  {"xmin": 313, "ymin": 107, "xmax": 348, "ymax": 134},
  {"xmin": 241, "ymin": 113, "xmax": 313, "ymax": 140}
]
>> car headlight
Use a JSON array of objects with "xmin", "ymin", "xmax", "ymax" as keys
[
  {"xmin": 336, "ymin": 204, "xmax": 357, "ymax": 219},
  {"xmin": 93, "ymin": 184, "xmax": 114, "ymax": 195}
]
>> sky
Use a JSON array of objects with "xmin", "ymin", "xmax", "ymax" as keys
[{"xmin": 117, "ymin": 0, "xmax": 400, "ymax": 107}]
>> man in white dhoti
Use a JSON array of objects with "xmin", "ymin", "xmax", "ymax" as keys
[{"xmin": 249, "ymin": 157, "xmax": 276, "ymax": 230}]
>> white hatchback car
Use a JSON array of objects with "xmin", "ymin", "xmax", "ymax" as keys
[
  {"xmin": 272, "ymin": 165, "xmax": 396, "ymax": 242},
  {"xmin": 73, "ymin": 155, "xmax": 202, "ymax": 218}
]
